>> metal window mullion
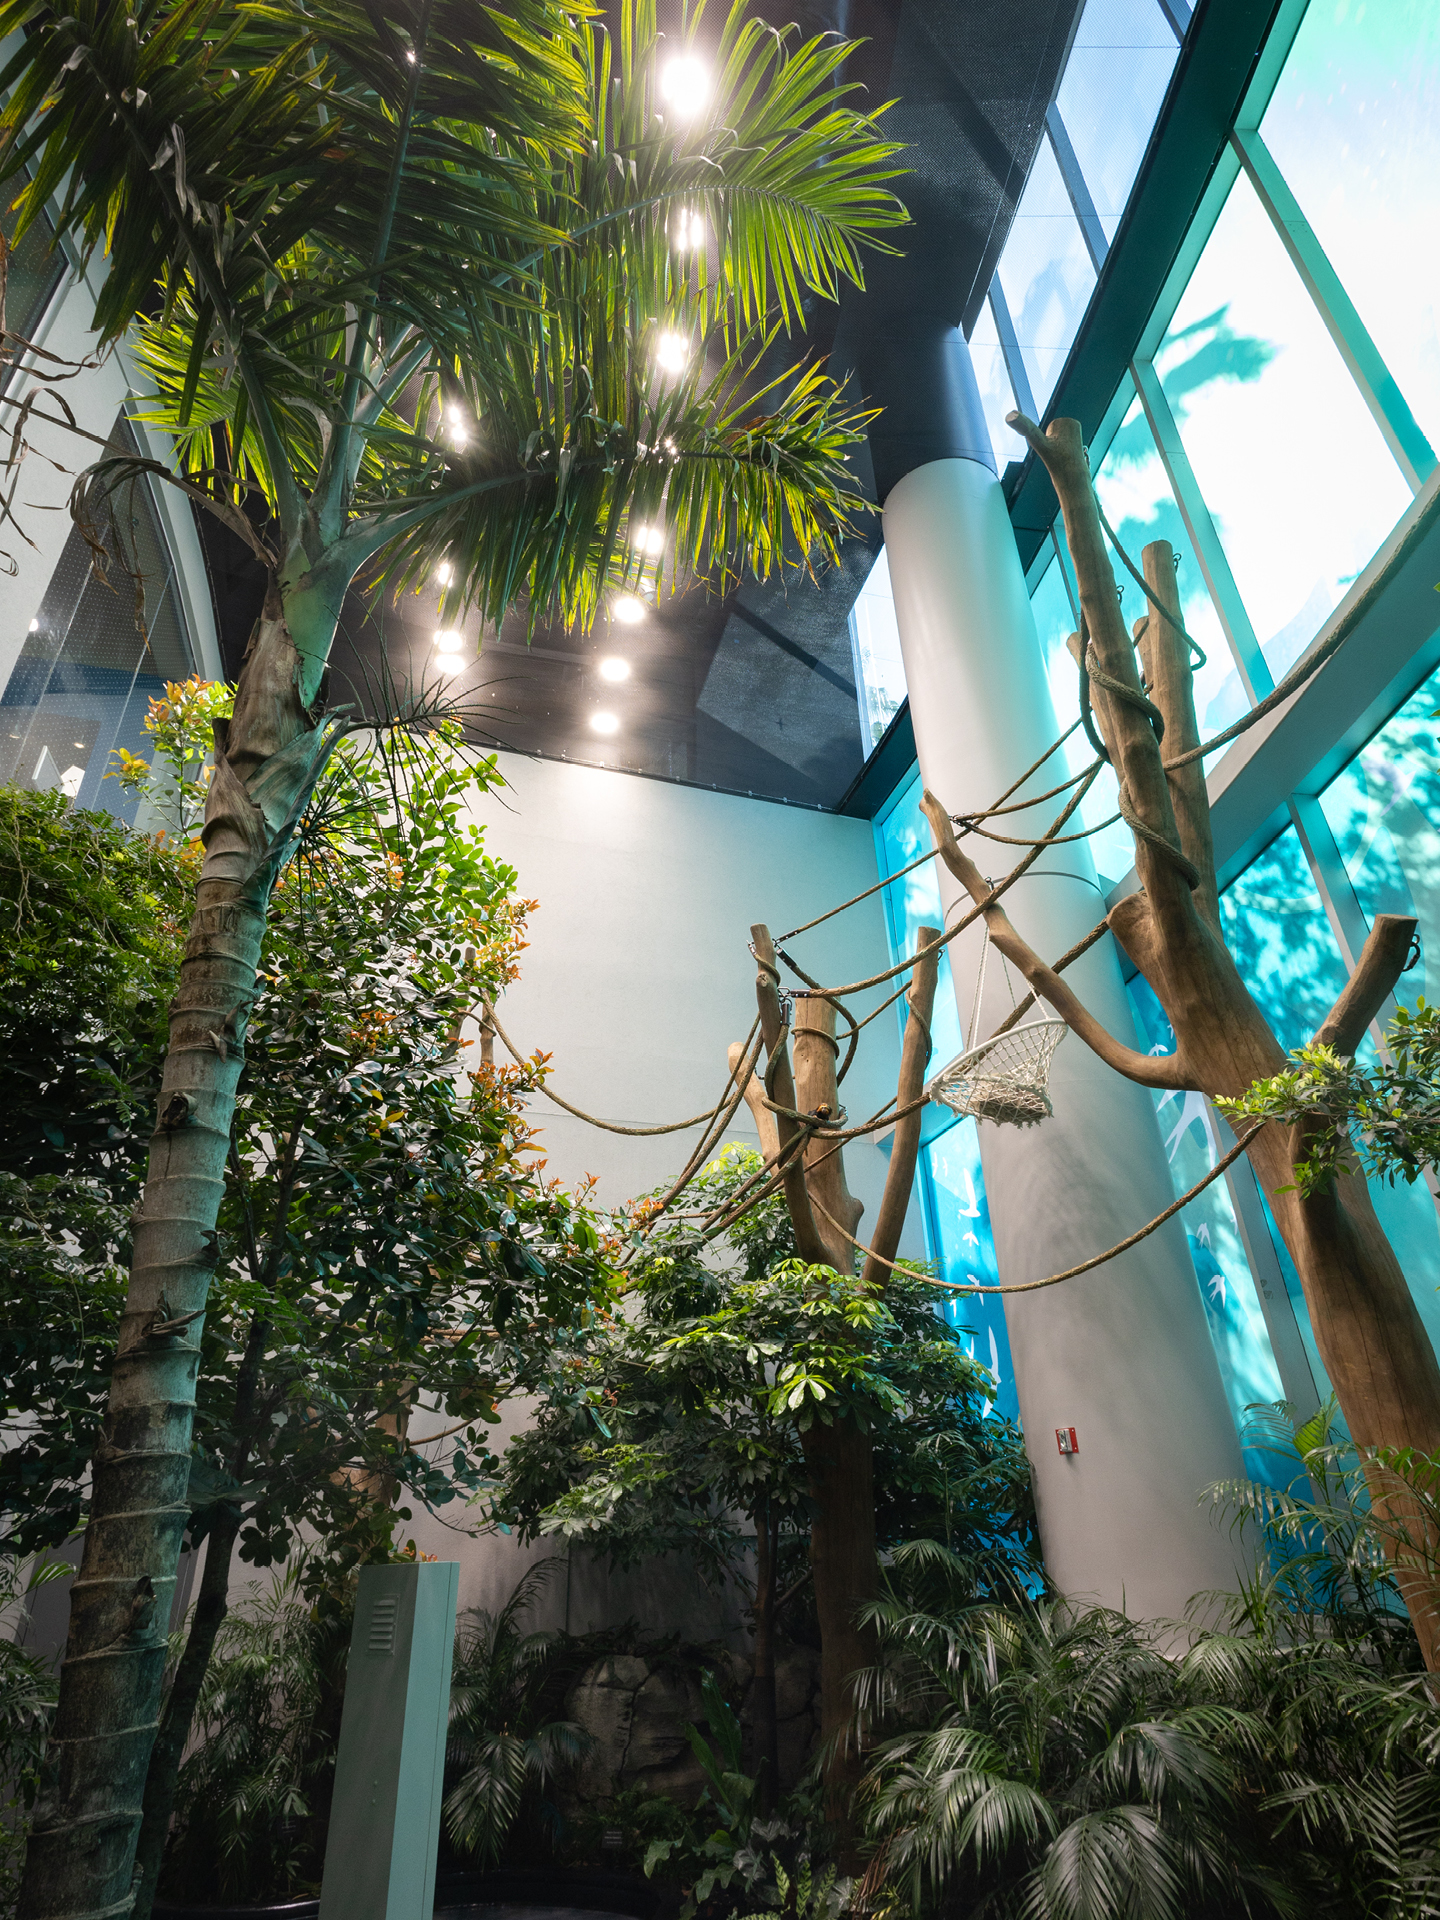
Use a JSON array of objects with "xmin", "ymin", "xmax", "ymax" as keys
[
  {"xmin": 1230, "ymin": 128, "xmax": 1435, "ymax": 493},
  {"xmin": 988, "ymin": 276, "xmax": 1038, "ymax": 422},
  {"xmin": 1155, "ymin": 0, "xmax": 1191, "ymax": 45},
  {"xmin": 1046, "ymin": 107, "xmax": 1109, "ymax": 275},
  {"xmin": 1129, "ymin": 358, "xmax": 1274, "ymax": 702},
  {"xmin": 1213, "ymin": 1111, "xmax": 1321, "ymax": 1414}
]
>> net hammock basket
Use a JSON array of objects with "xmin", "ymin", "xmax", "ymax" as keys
[{"xmin": 925, "ymin": 1017, "xmax": 1069, "ymax": 1128}]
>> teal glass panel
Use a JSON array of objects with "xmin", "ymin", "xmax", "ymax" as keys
[
  {"xmin": 1054, "ymin": 0, "xmax": 1179, "ymax": 241},
  {"xmin": 1126, "ymin": 972, "xmax": 1289, "ymax": 1485},
  {"xmin": 1316, "ymin": 665, "xmax": 1440, "ymax": 1360},
  {"xmin": 922, "ymin": 1122, "xmax": 1020, "ymax": 1426},
  {"xmin": 1217, "ymin": 822, "xmax": 1349, "ymax": 1052},
  {"xmin": 995, "ymin": 138, "xmax": 1097, "ymax": 413},
  {"xmin": 874, "ymin": 770, "xmax": 1018, "ymax": 1424},
  {"xmin": 968, "ymin": 298, "xmax": 1026, "ymax": 472},
  {"xmin": 1260, "ymin": 0, "xmax": 1440, "ymax": 458},
  {"xmin": 1030, "ymin": 547, "xmax": 1137, "ymax": 886},
  {"xmin": 1155, "ymin": 171, "xmax": 1412, "ymax": 680}
]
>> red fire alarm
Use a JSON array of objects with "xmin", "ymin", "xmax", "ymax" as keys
[{"xmin": 1056, "ymin": 1426, "xmax": 1079, "ymax": 1456}]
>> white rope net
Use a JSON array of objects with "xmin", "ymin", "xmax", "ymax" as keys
[{"xmin": 926, "ymin": 1018, "xmax": 1069, "ymax": 1127}]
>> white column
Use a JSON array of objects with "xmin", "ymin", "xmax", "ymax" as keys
[{"xmin": 883, "ymin": 456, "xmax": 1243, "ymax": 1616}]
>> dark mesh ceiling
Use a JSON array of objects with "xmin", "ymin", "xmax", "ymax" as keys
[{"xmin": 200, "ymin": 0, "xmax": 1081, "ymax": 811}]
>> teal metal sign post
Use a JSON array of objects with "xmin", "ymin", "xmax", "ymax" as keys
[{"xmin": 319, "ymin": 1561, "xmax": 460, "ymax": 1920}]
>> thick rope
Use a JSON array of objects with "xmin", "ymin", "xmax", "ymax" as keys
[
  {"xmin": 1094, "ymin": 495, "xmax": 1206, "ymax": 667},
  {"xmin": 488, "ymin": 1005, "xmax": 753, "ymax": 1136},
  {"xmin": 1083, "ymin": 643, "xmax": 1201, "ymax": 891},
  {"xmin": 807, "ymin": 1127, "xmax": 1259, "ymax": 1292}
]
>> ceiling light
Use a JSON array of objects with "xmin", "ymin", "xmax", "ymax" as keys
[
  {"xmin": 28, "ymin": 619, "xmax": 38, "ymax": 633},
  {"xmin": 434, "ymin": 628, "xmax": 463, "ymax": 653},
  {"xmin": 447, "ymin": 404, "xmax": 462, "ymax": 421},
  {"xmin": 672, "ymin": 209, "xmax": 705, "ymax": 251},
  {"xmin": 655, "ymin": 331, "xmax": 689, "ymax": 374},
  {"xmin": 436, "ymin": 561, "xmax": 453, "ymax": 586},
  {"xmin": 590, "ymin": 711, "xmax": 620, "ymax": 734},
  {"xmin": 435, "ymin": 653, "xmax": 466, "ymax": 676},
  {"xmin": 598, "ymin": 657, "xmax": 631, "ymax": 682},
  {"xmin": 631, "ymin": 523, "xmax": 665, "ymax": 556},
  {"xmin": 611, "ymin": 594, "xmax": 644, "ymax": 625},
  {"xmin": 661, "ymin": 56, "xmax": 708, "ymax": 119}
]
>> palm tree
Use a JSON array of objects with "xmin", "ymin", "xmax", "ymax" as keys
[{"xmin": 0, "ymin": 5, "xmax": 905, "ymax": 1915}]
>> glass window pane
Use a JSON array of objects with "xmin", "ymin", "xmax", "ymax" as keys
[
  {"xmin": 1260, "ymin": 0, "xmax": 1440, "ymax": 457},
  {"xmin": 1054, "ymin": 0, "xmax": 1179, "ymax": 240},
  {"xmin": 922, "ymin": 1124, "xmax": 1019, "ymax": 1425},
  {"xmin": 1155, "ymin": 170, "xmax": 1412, "ymax": 680},
  {"xmin": 848, "ymin": 548, "xmax": 909, "ymax": 754},
  {"xmin": 1030, "ymin": 548, "xmax": 1137, "ymax": 886},
  {"xmin": 996, "ymin": 138, "xmax": 1097, "ymax": 414},
  {"xmin": 1126, "ymin": 972, "xmax": 1288, "ymax": 1483},
  {"xmin": 1218, "ymin": 823, "xmax": 1350, "ymax": 1056},
  {"xmin": 1317, "ymin": 665, "xmax": 1440, "ymax": 1361},
  {"xmin": 968, "ymin": 298, "xmax": 1026, "ymax": 471},
  {"xmin": 1093, "ymin": 390, "xmax": 1247, "ymax": 749},
  {"xmin": 874, "ymin": 767, "xmax": 965, "ymax": 1072}
]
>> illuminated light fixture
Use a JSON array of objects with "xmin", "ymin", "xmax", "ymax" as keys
[
  {"xmin": 631, "ymin": 523, "xmax": 666, "ymax": 556},
  {"xmin": 28, "ymin": 619, "xmax": 38, "ymax": 633},
  {"xmin": 590, "ymin": 711, "xmax": 620, "ymax": 734},
  {"xmin": 435, "ymin": 653, "xmax": 466, "ymax": 676},
  {"xmin": 671, "ymin": 208, "xmax": 705, "ymax": 250},
  {"xmin": 611, "ymin": 593, "xmax": 644, "ymax": 625},
  {"xmin": 436, "ymin": 561, "xmax": 453, "ymax": 586},
  {"xmin": 655, "ymin": 331, "xmax": 689, "ymax": 374},
  {"xmin": 660, "ymin": 56, "xmax": 708, "ymax": 119},
  {"xmin": 433, "ymin": 628, "xmax": 463, "ymax": 653},
  {"xmin": 598, "ymin": 657, "xmax": 631, "ymax": 682}
]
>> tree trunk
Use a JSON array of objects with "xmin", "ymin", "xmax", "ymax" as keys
[
  {"xmin": 129, "ymin": 1509, "xmax": 241, "ymax": 1920},
  {"xmin": 750, "ymin": 1496, "xmax": 779, "ymax": 1816},
  {"xmin": 800, "ymin": 1416, "xmax": 877, "ymax": 1859},
  {"xmin": 19, "ymin": 590, "xmax": 329, "ymax": 1920}
]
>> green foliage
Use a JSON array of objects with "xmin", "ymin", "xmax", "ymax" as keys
[
  {"xmin": 107, "ymin": 676, "xmax": 236, "ymax": 837},
  {"xmin": 490, "ymin": 1149, "xmax": 1039, "ymax": 1608},
  {"xmin": 1, "ymin": 730, "xmax": 612, "ymax": 1572},
  {"xmin": 1216, "ymin": 999, "xmax": 1440, "ymax": 1196},
  {"xmin": 160, "ymin": 1565, "xmax": 352, "ymax": 1904},
  {"xmin": 443, "ymin": 1561, "xmax": 591, "ymax": 1866},
  {"xmin": 644, "ymin": 1676, "xmax": 839, "ymax": 1920},
  {"xmin": 1204, "ymin": 1398, "xmax": 1438, "ymax": 1667}
]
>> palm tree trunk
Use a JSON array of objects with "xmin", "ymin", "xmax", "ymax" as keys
[{"xmin": 19, "ymin": 591, "xmax": 332, "ymax": 1920}]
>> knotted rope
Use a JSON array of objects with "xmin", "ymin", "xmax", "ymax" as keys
[{"xmin": 1080, "ymin": 636, "xmax": 1201, "ymax": 893}]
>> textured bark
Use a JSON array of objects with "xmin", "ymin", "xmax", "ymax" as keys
[
  {"xmin": 981, "ymin": 413, "xmax": 1440, "ymax": 1660},
  {"xmin": 20, "ymin": 593, "xmax": 331, "ymax": 1920}
]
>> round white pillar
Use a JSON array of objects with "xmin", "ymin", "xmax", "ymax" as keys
[{"xmin": 883, "ymin": 454, "xmax": 1243, "ymax": 1616}]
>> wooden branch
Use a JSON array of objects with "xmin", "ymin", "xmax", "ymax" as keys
[
  {"xmin": 1134, "ymin": 540, "xmax": 1220, "ymax": 931},
  {"xmin": 1007, "ymin": 411, "xmax": 1198, "ymax": 934},
  {"xmin": 1316, "ymin": 914, "xmax": 1418, "ymax": 1056},
  {"xmin": 751, "ymin": 924, "xmax": 830, "ymax": 1266},
  {"xmin": 921, "ymin": 790, "xmax": 1201, "ymax": 1093},
  {"xmin": 793, "ymin": 994, "xmax": 864, "ymax": 1272},
  {"xmin": 731, "ymin": 1039, "xmax": 780, "ymax": 1161},
  {"xmin": 860, "ymin": 928, "xmax": 941, "ymax": 1290}
]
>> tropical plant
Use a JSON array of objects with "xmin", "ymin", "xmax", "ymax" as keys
[
  {"xmin": 489, "ymin": 1147, "xmax": 1040, "ymax": 1814},
  {"xmin": 0, "ymin": 3, "xmax": 906, "ymax": 1909},
  {"xmin": 3, "ymin": 722, "xmax": 613, "ymax": 1920},
  {"xmin": 443, "ymin": 1560, "xmax": 590, "ymax": 1867},
  {"xmin": 159, "ymin": 1564, "xmax": 351, "ymax": 1907}
]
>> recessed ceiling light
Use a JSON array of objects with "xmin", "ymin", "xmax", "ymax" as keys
[
  {"xmin": 435, "ymin": 653, "xmax": 466, "ymax": 676},
  {"xmin": 661, "ymin": 56, "xmax": 708, "ymax": 119},
  {"xmin": 590, "ymin": 711, "xmax": 620, "ymax": 734},
  {"xmin": 28, "ymin": 619, "xmax": 38, "ymax": 633},
  {"xmin": 436, "ymin": 561, "xmax": 453, "ymax": 586},
  {"xmin": 612, "ymin": 594, "xmax": 644, "ymax": 624},
  {"xmin": 598, "ymin": 657, "xmax": 631, "ymax": 682},
  {"xmin": 655, "ymin": 331, "xmax": 689, "ymax": 373},
  {"xmin": 671, "ymin": 209, "xmax": 705, "ymax": 251},
  {"xmin": 433, "ymin": 629, "xmax": 463, "ymax": 653},
  {"xmin": 631, "ymin": 524, "xmax": 665, "ymax": 556}
]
